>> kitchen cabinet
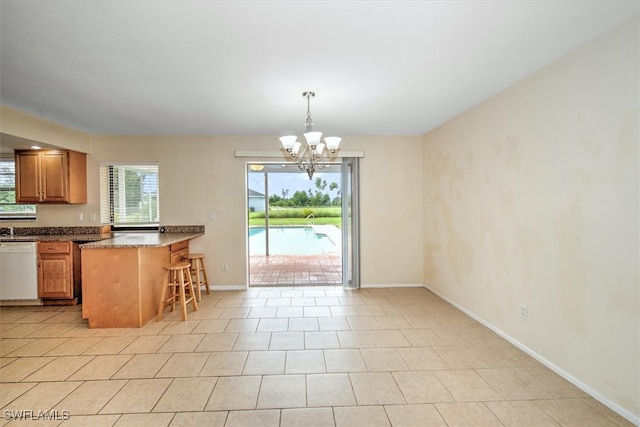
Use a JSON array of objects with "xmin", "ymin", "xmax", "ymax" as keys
[
  {"xmin": 169, "ymin": 240, "xmax": 189, "ymax": 264},
  {"xmin": 38, "ymin": 241, "xmax": 81, "ymax": 304},
  {"xmin": 15, "ymin": 149, "xmax": 87, "ymax": 204}
]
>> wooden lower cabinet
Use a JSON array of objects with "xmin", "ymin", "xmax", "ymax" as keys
[
  {"xmin": 38, "ymin": 241, "xmax": 81, "ymax": 304},
  {"xmin": 81, "ymin": 240, "xmax": 190, "ymax": 328},
  {"xmin": 170, "ymin": 240, "xmax": 189, "ymax": 264}
]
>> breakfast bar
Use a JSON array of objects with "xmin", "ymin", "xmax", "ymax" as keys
[{"xmin": 80, "ymin": 231, "xmax": 203, "ymax": 328}]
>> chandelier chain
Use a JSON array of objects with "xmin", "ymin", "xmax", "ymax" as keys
[{"xmin": 304, "ymin": 91, "xmax": 314, "ymax": 132}]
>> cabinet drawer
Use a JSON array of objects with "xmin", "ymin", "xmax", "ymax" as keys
[
  {"xmin": 170, "ymin": 240, "xmax": 189, "ymax": 253},
  {"xmin": 38, "ymin": 241, "xmax": 71, "ymax": 254}
]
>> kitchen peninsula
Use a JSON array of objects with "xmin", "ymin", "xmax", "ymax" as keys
[{"xmin": 80, "ymin": 227, "xmax": 204, "ymax": 328}]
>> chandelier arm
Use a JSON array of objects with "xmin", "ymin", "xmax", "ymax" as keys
[
  {"xmin": 316, "ymin": 156, "xmax": 326, "ymax": 170},
  {"xmin": 298, "ymin": 142, "xmax": 309, "ymax": 161},
  {"xmin": 292, "ymin": 144, "xmax": 308, "ymax": 171}
]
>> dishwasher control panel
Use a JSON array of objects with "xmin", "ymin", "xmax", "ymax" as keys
[{"xmin": 0, "ymin": 242, "xmax": 37, "ymax": 253}]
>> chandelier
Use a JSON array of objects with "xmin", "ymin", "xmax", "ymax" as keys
[{"xmin": 279, "ymin": 91, "xmax": 341, "ymax": 179}]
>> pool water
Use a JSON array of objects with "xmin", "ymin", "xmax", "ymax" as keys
[{"xmin": 249, "ymin": 226, "xmax": 339, "ymax": 255}]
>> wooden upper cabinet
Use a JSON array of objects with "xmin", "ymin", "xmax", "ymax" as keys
[
  {"xmin": 15, "ymin": 149, "xmax": 87, "ymax": 204},
  {"xmin": 41, "ymin": 150, "xmax": 68, "ymax": 202},
  {"xmin": 14, "ymin": 150, "xmax": 40, "ymax": 203}
]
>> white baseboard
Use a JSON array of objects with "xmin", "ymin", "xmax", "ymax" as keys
[
  {"xmin": 210, "ymin": 285, "xmax": 247, "ymax": 291},
  {"xmin": 361, "ymin": 283, "xmax": 425, "ymax": 288},
  {"xmin": 423, "ymin": 284, "xmax": 639, "ymax": 426},
  {"xmin": 212, "ymin": 284, "xmax": 425, "ymax": 290}
]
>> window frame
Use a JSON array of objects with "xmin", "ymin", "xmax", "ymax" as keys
[
  {"xmin": 0, "ymin": 155, "xmax": 36, "ymax": 221},
  {"xmin": 100, "ymin": 162, "xmax": 159, "ymax": 231}
]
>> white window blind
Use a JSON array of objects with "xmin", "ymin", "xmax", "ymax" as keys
[
  {"xmin": 99, "ymin": 164, "xmax": 159, "ymax": 227},
  {"xmin": 0, "ymin": 156, "xmax": 36, "ymax": 220}
]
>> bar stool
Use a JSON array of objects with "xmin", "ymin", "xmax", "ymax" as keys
[
  {"xmin": 157, "ymin": 261, "xmax": 198, "ymax": 321},
  {"xmin": 186, "ymin": 253, "xmax": 210, "ymax": 301}
]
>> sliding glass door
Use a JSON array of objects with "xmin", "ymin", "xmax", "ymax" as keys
[
  {"xmin": 247, "ymin": 162, "xmax": 343, "ymax": 286},
  {"xmin": 246, "ymin": 159, "xmax": 359, "ymax": 288},
  {"xmin": 341, "ymin": 157, "xmax": 360, "ymax": 289}
]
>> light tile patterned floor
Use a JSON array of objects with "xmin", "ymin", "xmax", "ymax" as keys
[
  {"xmin": 249, "ymin": 255, "xmax": 342, "ymax": 286},
  {"xmin": 0, "ymin": 287, "xmax": 633, "ymax": 426}
]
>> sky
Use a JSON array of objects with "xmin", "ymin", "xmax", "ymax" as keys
[{"xmin": 248, "ymin": 170, "xmax": 341, "ymax": 199}]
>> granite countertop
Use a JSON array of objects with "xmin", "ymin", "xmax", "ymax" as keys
[
  {"xmin": 0, "ymin": 234, "xmax": 107, "ymax": 243},
  {"xmin": 0, "ymin": 226, "xmax": 204, "ymax": 247},
  {"xmin": 79, "ymin": 232, "xmax": 204, "ymax": 249}
]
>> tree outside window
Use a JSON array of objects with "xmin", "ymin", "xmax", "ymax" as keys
[
  {"xmin": 100, "ymin": 164, "xmax": 159, "ymax": 227},
  {"xmin": 0, "ymin": 157, "xmax": 36, "ymax": 220}
]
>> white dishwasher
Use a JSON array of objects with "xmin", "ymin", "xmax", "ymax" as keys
[{"xmin": 0, "ymin": 242, "xmax": 40, "ymax": 304}]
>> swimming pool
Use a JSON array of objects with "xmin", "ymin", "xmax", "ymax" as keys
[{"xmin": 248, "ymin": 226, "xmax": 340, "ymax": 255}]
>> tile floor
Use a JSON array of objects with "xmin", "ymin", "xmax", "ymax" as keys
[
  {"xmin": 249, "ymin": 255, "xmax": 342, "ymax": 286},
  {"xmin": 0, "ymin": 287, "xmax": 633, "ymax": 426}
]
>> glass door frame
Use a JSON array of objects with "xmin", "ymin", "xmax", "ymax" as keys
[
  {"xmin": 237, "ymin": 149, "xmax": 363, "ymax": 288},
  {"xmin": 341, "ymin": 157, "xmax": 360, "ymax": 289},
  {"xmin": 246, "ymin": 161, "xmax": 346, "ymax": 287}
]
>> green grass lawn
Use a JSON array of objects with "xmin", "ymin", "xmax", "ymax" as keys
[
  {"xmin": 248, "ymin": 217, "xmax": 341, "ymax": 227},
  {"xmin": 248, "ymin": 207, "xmax": 342, "ymax": 227}
]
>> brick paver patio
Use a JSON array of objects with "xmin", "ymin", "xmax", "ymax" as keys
[{"xmin": 249, "ymin": 254, "xmax": 342, "ymax": 286}]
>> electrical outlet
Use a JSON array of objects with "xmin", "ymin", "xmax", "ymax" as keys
[
  {"xmin": 76, "ymin": 212, "xmax": 83, "ymax": 222},
  {"xmin": 222, "ymin": 263, "xmax": 228, "ymax": 272},
  {"xmin": 519, "ymin": 304, "xmax": 528, "ymax": 319}
]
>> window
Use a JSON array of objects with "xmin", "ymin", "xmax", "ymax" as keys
[
  {"xmin": 0, "ymin": 156, "xmax": 36, "ymax": 220},
  {"xmin": 100, "ymin": 164, "xmax": 159, "ymax": 228}
]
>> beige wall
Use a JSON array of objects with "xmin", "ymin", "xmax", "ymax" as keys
[
  {"xmin": 88, "ymin": 134, "xmax": 424, "ymax": 288},
  {"xmin": 1, "ymin": 106, "xmax": 91, "ymax": 153},
  {"xmin": 0, "ymin": 113, "xmax": 425, "ymax": 288},
  {"xmin": 422, "ymin": 16, "xmax": 639, "ymax": 420},
  {"xmin": 355, "ymin": 137, "xmax": 424, "ymax": 285}
]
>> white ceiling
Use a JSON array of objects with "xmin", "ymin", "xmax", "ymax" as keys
[{"xmin": 0, "ymin": 1, "xmax": 637, "ymax": 137}]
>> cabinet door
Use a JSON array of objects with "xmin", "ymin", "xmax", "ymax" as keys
[
  {"xmin": 15, "ymin": 151, "xmax": 41, "ymax": 203},
  {"xmin": 170, "ymin": 248, "xmax": 189, "ymax": 264},
  {"xmin": 38, "ymin": 253, "xmax": 73, "ymax": 299},
  {"xmin": 169, "ymin": 240, "xmax": 189, "ymax": 264},
  {"xmin": 41, "ymin": 151, "xmax": 68, "ymax": 202}
]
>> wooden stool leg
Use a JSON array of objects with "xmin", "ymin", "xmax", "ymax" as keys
[
  {"xmin": 170, "ymin": 270, "xmax": 177, "ymax": 313},
  {"xmin": 178, "ymin": 268, "xmax": 188, "ymax": 321},
  {"xmin": 180, "ymin": 271, "xmax": 187, "ymax": 320},
  {"xmin": 201, "ymin": 259, "xmax": 210, "ymax": 295},
  {"xmin": 192, "ymin": 260, "xmax": 202, "ymax": 302},
  {"xmin": 157, "ymin": 270, "xmax": 169, "ymax": 321},
  {"xmin": 184, "ymin": 266, "xmax": 199, "ymax": 312}
]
